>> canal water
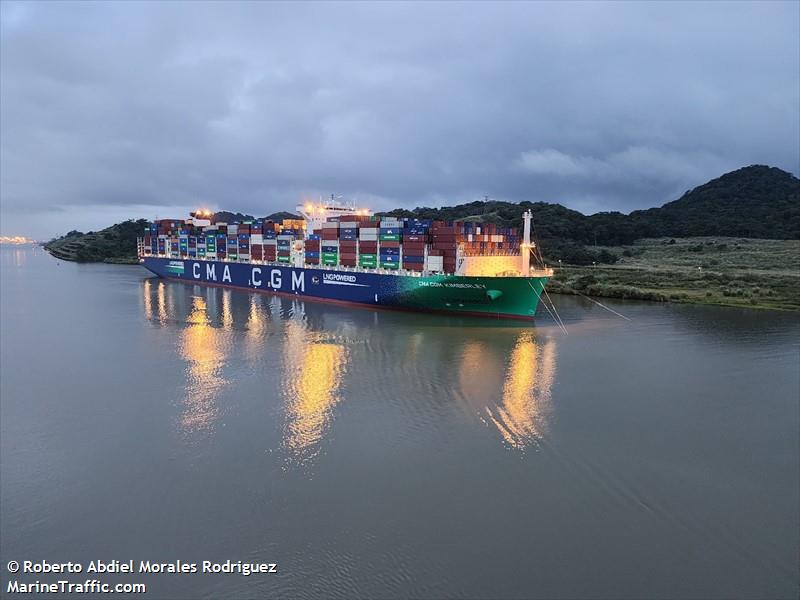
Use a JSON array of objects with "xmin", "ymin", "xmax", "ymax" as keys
[{"xmin": 1, "ymin": 246, "xmax": 798, "ymax": 599}]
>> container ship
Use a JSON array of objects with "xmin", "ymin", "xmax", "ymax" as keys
[{"xmin": 137, "ymin": 201, "xmax": 552, "ymax": 320}]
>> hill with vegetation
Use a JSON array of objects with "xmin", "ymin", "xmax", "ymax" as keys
[
  {"xmin": 45, "ymin": 165, "xmax": 797, "ymax": 267},
  {"xmin": 208, "ymin": 210, "xmax": 301, "ymax": 223},
  {"xmin": 380, "ymin": 165, "xmax": 799, "ymax": 264},
  {"xmin": 45, "ymin": 219, "xmax": 149, "ymax": 264},
  {"xmin": 628, "ymin": 165, "xmax": 799, "ymax": 239}
]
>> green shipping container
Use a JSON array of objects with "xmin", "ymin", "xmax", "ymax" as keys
[
  {"xmin": 358, "ymin": 253, "xmax": 377, "ymax": 260},
  {"xmin": 322, "ymin": 252, "xmax": 339, "ymax": 260},
  {"xmin": 381, "ymin": 262, "xmax": 399, "ymax": 269},
  {"xmin": 359, "ymin": 261, "xmax": 377, "ymax": 267},
  {"xmin": 379, "ymin": 234, "xmax": 400, "ymax": 242},
  {"xmin": 277, "ymin": 256, "xmax": 290, "ymax": 262}
]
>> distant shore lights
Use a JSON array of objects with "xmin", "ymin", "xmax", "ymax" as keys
[{"xmin": 0, "ymin": 236, "xmax": 36, "ymax": 245}]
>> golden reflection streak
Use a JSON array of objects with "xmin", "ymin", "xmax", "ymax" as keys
[
  {"xmin": 487, "ymin": 332, "xmax": 557, "ymax": 450},
  {"xmin": 243, "ymin": 294, "xmax": 268, "ymax": 363},
  {"xmin": 143, "ymin": 279, "xmax": 153, "ymax": 321},
  {"xmin": 177, "ymin": 295, "xmax": 230, "ymax": 436},
  {"xmin": 221, "ymin": 290, "xmax": 233, "ymax": 328},
  {"xmin": 282, "ymin": 320, "xmax": 347, "ymax": 464},
  {"xmin": 157, "ymin": 281, "xmax": 167, "ymax": 325}
]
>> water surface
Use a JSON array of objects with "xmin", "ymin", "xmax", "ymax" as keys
[{"xmin": 2, "ymin": 247, "xmax": 798, "ymax": 599}]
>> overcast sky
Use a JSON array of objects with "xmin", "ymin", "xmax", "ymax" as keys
[{"xmin": 1, "ymin": 1, "xmax": 798, "ymax": 239}]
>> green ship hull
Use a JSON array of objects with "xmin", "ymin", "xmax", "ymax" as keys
[{"xmin": 388, "ymin": 272, "xmax": 550, "ymax": 320}]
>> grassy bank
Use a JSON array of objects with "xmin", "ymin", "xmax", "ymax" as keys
[{"xmin": 547, "ymin": 237, "xmax": 799, "ymax": 310}]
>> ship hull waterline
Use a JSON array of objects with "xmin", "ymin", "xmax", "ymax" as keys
[{"xmin": 141, "ymin": 257, "xmax": 549, "ymax": 321}]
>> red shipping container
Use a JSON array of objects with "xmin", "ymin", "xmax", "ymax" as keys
[
  {"xmin": 339, "ymin": 241, "xmax": 357, "ymax": 249},
  {"xmin": 359, "ymin": 242, "xmax": 378, "ymax": 251},
  {"xmin": 322, "ymin": 231, "xmax": 339, "ymax": 240},
  {"xmin": 380, "ymin": 240, "xmax": 401, "ymax": 248},
  {"xmin": 340, "ymin": 258, "xmax": 357, "ymax": 266},
  {"xmin": 402, "ymin": 242, "xmax": 426, "ymax": 251},
  {"xmin": 405, "ymin": 263, "xmax": 424, "ymax": 271},
  {"xmin": 340, "ymin": 252, "xmax": 357, "ymax": 260}
]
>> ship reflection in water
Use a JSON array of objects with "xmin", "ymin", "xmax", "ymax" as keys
[
  {"xmin": 493, "ymin": 332, "xmax": 557, "ymax": 449},
  {"xmin": 142, "ymin": 279, "xmax": 170, "ymax": 326},
  {"xmin": 144, "ymin": 280, "xmax": 233, "ymax": 437},
  {"xmin": 460, "ymin": 331, "xmax": 558, "ymax": 450},
  {"xmin": 281, "ymin": 311, "xmax": 348, "ymax": 466},
  {"xmin": 176, "ymin": 294, "xmax": 232, "ymax": 436},
  {"xmin": 141, "ymin": 279, "xmax": 555, "ymax": 452}
]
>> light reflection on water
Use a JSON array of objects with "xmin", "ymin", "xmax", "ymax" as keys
[
  {"xmin": 176, "ymin": 295, "xmax": 232, "ymax": 437},
  {"xmin": 458, "ymin": 332, "xmax": 558, "ymax": 449},
  {"xmin": 141, "ymin": 279, "xmax": 560, "ymax": 454},
  {"xmin": 281, "ymin": 316, "xmax": 348, "ymax": 466},
  {"xmin": 491, "ymin": 333, "xmax": 557, "ymax": 449}
]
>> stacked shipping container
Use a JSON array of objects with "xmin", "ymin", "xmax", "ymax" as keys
[{"xmin": 143, "ymin": 215, "xmax": 519, "ymax": 275}]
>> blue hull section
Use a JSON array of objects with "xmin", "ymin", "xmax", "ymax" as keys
[{"xmin": 143, "ymin": 257, "xmax": 399, "ymax": 306}]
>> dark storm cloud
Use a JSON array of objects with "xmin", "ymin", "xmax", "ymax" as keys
[{"xmin": 1, "ymin": 1, "xmax": 798, "ymax": 238}]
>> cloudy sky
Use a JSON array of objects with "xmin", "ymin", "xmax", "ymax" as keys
[{"xmin": 1, "ymin": 1, "xmax": 798, "ymax": 239}]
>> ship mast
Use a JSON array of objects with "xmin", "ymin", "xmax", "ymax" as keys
[{"xmin": 521, "ymin": 209, "xmax": 533, "ymax": 276}]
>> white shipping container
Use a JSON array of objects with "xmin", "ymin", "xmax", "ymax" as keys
[
  {"xmin": 426, "ymin": 256, "xmax": 444, "ymax": 270},
  {"xmin": 359, "ymin": 227, "xmax": 379, "ymax": 234},
  {"xmin": 323, "ymin": 222, "xmax": 340, "ymax": 229},
  {"xmin": 359, "ymin": 235, "xmax": 378, "ymax": 241},
  {"xmin": 264, "ymin": 239, "xmax": 278, "ymax": 246},
  {"xmin": 251, "ymin": 234, "xmax": 264, "ymax": 243}
]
